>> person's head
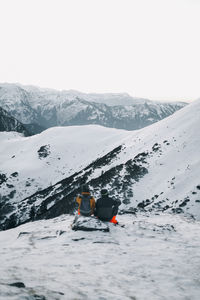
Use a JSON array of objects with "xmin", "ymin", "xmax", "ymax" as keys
[
  {"xmin": 101, "ymin": 189, "xmax": 108, "ymax": 196},
  {"xmin": 81, "ymin": 184, "xmax": 90, "ymax": 193}
]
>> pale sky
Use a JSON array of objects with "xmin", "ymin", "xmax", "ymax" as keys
[{"xmin": 0, "ymin": 0, "xmax": 200, "ymax": 102}]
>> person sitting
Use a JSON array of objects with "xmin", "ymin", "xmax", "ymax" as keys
[
  {"xmin": 76, "ymin": 184, "xmax": 95, "ymax": 216},
  {"xmin": 95, "ymin": 189, "xmax": 121, "ymax": 224}
]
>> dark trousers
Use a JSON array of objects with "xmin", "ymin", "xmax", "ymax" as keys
[{"xmin": 112, "ymin": 206, "xmax": 119, "ymax": 216}]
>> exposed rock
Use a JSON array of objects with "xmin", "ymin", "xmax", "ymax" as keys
[
  {"xmin": 71, "ymin": 216, "xmax": 109, "ymax": 232},
  {"xmin": 38, "ymin": 145, "xmax": 51, "ymax": 159},
  {"xmin": 11, "ymin": 172, "xmax": 18, "ymax": 177},
  {"xmin": 0, "ymin": 107, "xmax": 30, "ymax": 136},
  {"xmin": 152, "ymin": 143, "xmax": 161, "ymax": 152},
  {"xmin": 172, "ymin": 208, "xmax": 184, "ymax": 214},
  {"xmin": 179, "ymin": 198, "xmax": 190, "ymax": 207},
  {"xmin": 0, "ymin": 173, "xmax": 7, "ymax": 185},
  {"xmin": 120, "ymin": 208, "xmax": 137, "ymax": 215},
  {"xmin": 137, "ymin": 199, "xmax": 153, "ymax": 209},
  {"xmin": 9, "ymin": 282, "xmax": 26, "ymax": 288}
]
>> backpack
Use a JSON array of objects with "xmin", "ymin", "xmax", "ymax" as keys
[{"xmin": 79, "ymin": 194, "xmax": 92, "ymax": 216}]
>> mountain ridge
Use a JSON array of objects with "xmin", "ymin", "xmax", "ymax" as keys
[{"xmin": 0, "ymin": 83, "xmax": 187, "ymax": 132}]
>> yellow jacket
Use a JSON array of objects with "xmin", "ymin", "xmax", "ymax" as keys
[{"xmin": 76, "ymin": 192, "xmax": 95, "ymax": 215}]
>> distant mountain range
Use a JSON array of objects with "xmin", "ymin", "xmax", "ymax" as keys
[{"xmin": 0, "ymin": 83, "xmax": 187, "ymax": 133}]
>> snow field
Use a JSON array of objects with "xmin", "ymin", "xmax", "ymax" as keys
[{"xmin": 0, "ymin": 213, "xmax": 200, "ymax": 300}]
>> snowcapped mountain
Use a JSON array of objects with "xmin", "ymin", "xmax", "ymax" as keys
[
  {"xmin": 0, "ymin": 99, "xmax": 199, "ymax": 230},
  {"xmin": 0, "ymin": 107, "xmax": 30, "ymax": 136},
  {"xmin": 0, "ymin": 83, "xmax": 186, "ymax": 131}
]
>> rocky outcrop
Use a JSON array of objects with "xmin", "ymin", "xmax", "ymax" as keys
[{"xmin": 0, "ymin": 107, "xmax": 30, "ymax": 136}]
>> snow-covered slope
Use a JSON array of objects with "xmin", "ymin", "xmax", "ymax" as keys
[
  {"xmin": 0, "ymin": 99, "xmax": 199, "ymax": 230},
  {"xmin": 0, "ymin": 213, "xmax": 200, "ymax": 300},
  {"xmin": 0, "ymin": 126, "xmax": 129, "ymax": 203},
  {"xmin": 0, "ymin": 83, "xmax": 186, "ymax": 131}
]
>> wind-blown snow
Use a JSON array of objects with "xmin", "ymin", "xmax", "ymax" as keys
[{"xmin": 0, "ymin": 213, "xmax": 200, "ymax": 300}]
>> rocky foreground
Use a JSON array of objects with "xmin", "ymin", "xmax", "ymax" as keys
[{"xmin": 0, "ymin": 213, "xmax": 200, "ymax": 300}]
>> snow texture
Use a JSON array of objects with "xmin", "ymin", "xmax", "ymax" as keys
[{"xmin": 0, "ymin": 213, "xmax": 200, "ymax": 300}]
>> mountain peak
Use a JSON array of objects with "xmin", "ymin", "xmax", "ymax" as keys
[{"xmin": 0, "ymin": 83, "xmax": 187, "ymax": 131}]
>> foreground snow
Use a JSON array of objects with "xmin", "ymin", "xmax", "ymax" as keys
[{"xmin": 0, "ymin": 213, "xmax": 200, "ymax": 300}]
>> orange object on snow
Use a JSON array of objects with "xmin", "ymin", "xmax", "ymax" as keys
[{"xmin": 110, "ymin": 215, "xmax": 118, "ymax": 224}]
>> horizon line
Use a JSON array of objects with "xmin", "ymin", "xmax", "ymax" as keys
[{"xmin": 0, "ymin": 81, "xmax": 198, "ymax": 103}]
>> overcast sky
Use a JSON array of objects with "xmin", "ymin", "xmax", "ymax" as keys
[{"xmin": 0, "ymin": 0, "xmax": 200, "ymax": 102}]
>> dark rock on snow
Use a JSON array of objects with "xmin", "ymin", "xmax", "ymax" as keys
[
  {"xmin": 71, "ymin": 216, "xmax": 109, "ymax": 232},
  {"xmin": 9, "ymin": 282, "xmax": 26, "ymax": 288}
]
